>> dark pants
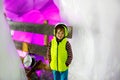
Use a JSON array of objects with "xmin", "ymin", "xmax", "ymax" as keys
[{"xmin": 52, "ymin": 69, "xmax": 68, "ymax": 80}]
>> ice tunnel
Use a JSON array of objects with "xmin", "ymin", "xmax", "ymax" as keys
[{"xmin": 1, "ymin": 0, "xmax": 120, "ymax": 80}]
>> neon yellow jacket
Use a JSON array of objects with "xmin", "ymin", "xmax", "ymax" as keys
[{"xmin": 50, "ymin": 37, "xmax": 68, "ymax": 72}]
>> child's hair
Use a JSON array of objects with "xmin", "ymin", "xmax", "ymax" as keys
[
  {"xmin": 54, "ymin": 23, "xmax": 68, "ymax": 37},
  {"xmin": 55, "ymin": 24, "xmax": 65, "ymax": 34}
]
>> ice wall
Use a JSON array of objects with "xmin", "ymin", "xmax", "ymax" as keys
[
  {"xmin": 0, "ymin": 0, "xmax": 27, "ymax": 80},
  {"xmin": 53, "ymin": 0, "xmax": 120, "ymax": 80}
]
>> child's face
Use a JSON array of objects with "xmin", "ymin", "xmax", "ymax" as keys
[{"xmin": 56, "ymin": 29, "xmax": 65, "ymax": 40}]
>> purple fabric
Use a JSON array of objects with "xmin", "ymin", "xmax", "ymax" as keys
[
  {"xmin": 3, "ymin": 0, "xmax": 60, "ymax": 24},
  {"xmin": 3, "ymin": 0, "xmax": 60, "ymax": 44}
]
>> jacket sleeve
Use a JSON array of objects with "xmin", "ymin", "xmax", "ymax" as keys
[
  {"xmin": 65, "ymin": 41, "xmax": 73, "ymax": 66},
  {"xmin": 46, "ymin": 42, "xmax": 51, "ymax": 64}
]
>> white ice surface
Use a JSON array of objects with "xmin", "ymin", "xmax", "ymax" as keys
[
  {"xmin": 53, "ymin": 0, "xmax": 120, "ymax": 80},
  {"xmin": 0, "ymin": 0, "xmax": 27, "ymax": 80}
]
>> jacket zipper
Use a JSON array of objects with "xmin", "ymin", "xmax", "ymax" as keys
[{"xmin": 57, "ymin": 43, "xmax": 59, "ymax": 71}]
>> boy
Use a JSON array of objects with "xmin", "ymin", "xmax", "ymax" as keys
[{"xmin": 47, "ymin": 23, "xmax": 73, "ymax": 80}]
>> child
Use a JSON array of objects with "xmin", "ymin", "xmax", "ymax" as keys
[{"xmin": 47, "ymin": 23, "xmax": 73, "ymax": 80}]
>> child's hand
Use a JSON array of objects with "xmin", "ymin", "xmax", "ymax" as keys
[{"xmin": 65, "ymin": 63, "xmax": 69, "ymax": 67}]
